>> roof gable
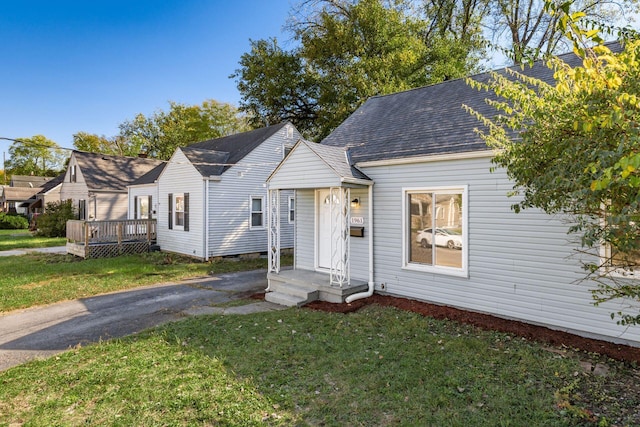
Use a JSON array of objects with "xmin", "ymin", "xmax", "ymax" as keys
[
  {"xmin": 268, "ymin": 140, "xmax": 370, "ymax": 189},
  {"xmin": 183, "ymin": 122, "xmax": 289, "ymax": 176},
  {"xmin": 321, "ymin": 44, "xmax": 615, "ymax": 164},
  {"xmin": 72, "ymin": 151, "xmax": 164, "ymax": 191}
]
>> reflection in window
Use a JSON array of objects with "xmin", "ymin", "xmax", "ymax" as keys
[
  {"xmin": 175, "ymin": 194, "xmax": 185, "ymax": 227},
  {"xmin": 407, "ymin": 190, "xmax": 464, "ymax": 270},
  {"xmin": 138, "ymin": 196, "xmax": 150, "ymax": 219}
]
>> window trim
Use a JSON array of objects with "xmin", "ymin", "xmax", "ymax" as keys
[
  {"xmin": 599, "ymin": 220, "xmax": 639, "ymax": 279},
  {"xmin": 402, "ymin": 186, "xmax": 468, "ymax": 278},
  {"xmin": 250, "ymin": 195, "xmax": 265, "ymax": 229},
  {"xmin": 171, "ymin": 192, "xmax": 189, "ymax": 231},
  {"xmin": 288, "ymin": 196, "xmax": 295, "ymax": 223}
]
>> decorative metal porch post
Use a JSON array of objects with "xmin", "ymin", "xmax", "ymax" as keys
[
  {"xmin": 267, "ymin": 189, "xmax": 281, "ymax": 273},
  {"xmin": 329, "ymin": 187, "xmax": 350, "ymax": 287}
]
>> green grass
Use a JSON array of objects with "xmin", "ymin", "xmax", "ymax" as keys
[
  {"xmin": 0, "ymin": 229, "xmax": 66, "ymax": 250},
  {"xmin": 1, "ymin": 305, "xmax": 637, "ymax": 426},
  {"xmin": 0, "ymin": 252, "xmax": 290, "ymax": 313}
]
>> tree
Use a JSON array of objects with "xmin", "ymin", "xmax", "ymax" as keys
[
  {"xmin": 5, "ymin": 135, "xmax": 67, "ymax": 177},
  {"xmin": 72, "ymin": 132, "xmax": 143, "ymax": 157},
  {"xmin": 118, "ymin": 100, "xmax": 250, "ymax": 160},
  {"xmin": 466, "ymin": 5, "xmax": 640, "ymax": 324},
  {"xmin": 232, "ymin": 0, "xmax": 486, "ymax": 140},
  {"xmin": 486, "ymin": 0, "xmax": 639, "ymax": 64},
  {"xmin": 233, "ymin": 38, "xmax": 321, "ymax": 136}
]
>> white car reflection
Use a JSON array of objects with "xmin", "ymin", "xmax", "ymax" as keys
[{"xmin": 416, "ymin": 228, "xmax": 462, "ymax": 250}]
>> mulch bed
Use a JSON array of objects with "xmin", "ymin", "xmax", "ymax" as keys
[{"xmin": 252, "ymin": 292, "xmax": 640, "ymax": 364}]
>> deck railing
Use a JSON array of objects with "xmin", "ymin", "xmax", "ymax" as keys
[{"xmin": 66, "ymin": 219, "xmax": 157, "ymax": 246}]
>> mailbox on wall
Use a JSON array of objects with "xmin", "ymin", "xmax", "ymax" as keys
[{"xmin": 350, "ymin": 226, "xmax": 364, "ymax": 237}]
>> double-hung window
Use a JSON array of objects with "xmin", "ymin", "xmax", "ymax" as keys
[
  {"xmin": 403, "ymin": 186, "xmax": 467, "ymax": 276},
  {"xmin": 168, "ymin": 193, "xmax": 189, "ymax": 231},
  {"xmin": 288, "ymin": 196, "xmax": 295, "ymax": 223},
  {"xmin": 135, "ymin": 196, "xmax": 151, "ymax": 219},
  {"xmin": 250, "ymin": 196, "xmax": 264, "ymax": 229}
]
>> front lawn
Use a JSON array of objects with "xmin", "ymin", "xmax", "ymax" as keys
[
  {"xmin": 0, "ymin": 305, "xmax": 637, "ymax": 426},
  {"xmin": 0, "ymin": 252, "xmax": 288, "ymax": 313},
  {"xmin": 0, "ymin": 229, "xmax": 66, "ymax": 250}
]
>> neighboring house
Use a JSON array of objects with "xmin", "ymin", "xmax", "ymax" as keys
[
  {"xmin": 265, "ymin": 48, "xmax": 640, "ymax": 346},
  {"xmin": 1, "ymin": 186, "xmax": 42, "ymax": 214},
  {"xmin": 22, "ymin": 173, "xmax": 65, "ymax": 220},
  {"xmin": 2, "ymin": 175, "xmax": 53, "ymax": 215},
  {"xmin": 127, "ymin": 162, "xmax": 167, "ymax": 220},
  {"xmin": 10, "ymin": 175, "xmax": 52, "ymax": 188},
  {"xmin": 60, "ymin": 151, "xmax": 163, "ymax": 221},
  {"xmin": 155, "ymin": 122, "xmax": 298, "ymax": 260}
]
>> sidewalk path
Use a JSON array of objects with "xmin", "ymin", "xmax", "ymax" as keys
[
  {"xmin": 0, "ymin": 270, "xmax": 284, "ymax": 371},
  {"xmin": 0, "ymin": 245, "xmax": 67, "ymax": 257}
]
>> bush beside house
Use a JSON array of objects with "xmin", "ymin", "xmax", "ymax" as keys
[
  {"xmin": 0, "ymin": 212, "xmax": 29, "ymax": 229},
  {"xmin": 35, "ymin": 199, "xmax": 75, "ymax": 237}
]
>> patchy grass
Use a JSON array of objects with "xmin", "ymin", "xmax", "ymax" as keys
[
  {"xmin": 1, "ymin": 305, "xmax": 637, "ymax": 426},
  {"xmin": 0, "ymin": 229, "xmax": 66, "ymax": 250},
  {"xmin": 0, "ymin": 252, "xmax": 291, "ymax": 313}
]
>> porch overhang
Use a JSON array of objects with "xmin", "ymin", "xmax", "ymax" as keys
[{"xmin": 267, "ymin": 176, "xmax": 372, "ymax": 191}]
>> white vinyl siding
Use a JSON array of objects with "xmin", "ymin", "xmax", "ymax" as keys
[
  {"xmin": 157, "ymin": 149, "xmax": 204, "ymax": 258},
  {"xmin": 348, "ymin": 187, "xmax": 370, "ymax": 282},
  {"xmin": 128, "ymin": 184, "xmax": 157, "ymax": 220},
  {"xmin": 361, "ymin": 156, "xmax": 640, "ymax": 345},
  {"xmin": 206, "ymin": 126, "xmax": 297, "ymax": 257},
  {"xmin": 293, "ymin": 190, "xmax": 315, "ymax": 270},
  {"xmin": 268, "ymin": 142, "xmax": 346, "ymax": 189}
]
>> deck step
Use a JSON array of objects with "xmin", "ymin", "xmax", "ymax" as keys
[{"xmin": 265, "ymin": 291, "xmax": 311, "ymax": 307}]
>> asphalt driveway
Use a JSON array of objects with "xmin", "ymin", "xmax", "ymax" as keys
[{"xmin": 0, "ymin": 269, "xmax": 283, "ymax": 371}]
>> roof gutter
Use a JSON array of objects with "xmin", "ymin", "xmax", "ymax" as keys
[{"xmin": 356, "ymin": 150, "xmax": 494, "ymax": 168}]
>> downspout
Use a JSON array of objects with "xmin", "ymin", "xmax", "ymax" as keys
[
  {"xmin": 345, "ymin": 183, "xmax": 374, "ymax": 303},
  {"xmin": 204, "ymin": 178, "xmax": 209, "ymax": 260}
]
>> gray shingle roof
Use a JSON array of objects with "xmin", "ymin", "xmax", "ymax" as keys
[
  {"xmin": 321, "ymin": 44, "xmax": 616, "ymax": 164},
  {"xmin": 183, "ymin": 123, "xmax": 289, "ymax": 176},
  {"xmin": 129, "ymin": 162, "xmax": 167, "ymax": 186},
  {"xmin": 74, "ymin": 151, "xmax": 164, "ymax": 191},
  {"xmin": 10, "ymin": 175, "xmax": 53, "ymax": 188},
  {"xmin": 303, "ymin": 140, "xmax": 371, "ymax": 181},
  {"xmin": 36, "ymin": 173, "xmax": 64, "ymax": 194}
]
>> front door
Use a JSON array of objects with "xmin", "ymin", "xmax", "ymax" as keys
[{"xmin": 317, "ymin": 189, "xmax": 332, "ymax": 269}]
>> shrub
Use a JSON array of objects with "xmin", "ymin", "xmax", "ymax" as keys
[
  {"xmin": 0, "ymin": 212, "xmax": 29, "ymax": 229},
  {"xmin": 35, "ymin": 199, "xmax": 75, "ymax": 237}
]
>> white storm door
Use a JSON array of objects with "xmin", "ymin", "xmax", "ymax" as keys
[{"xmin": 317, "ymin": 189, "xmax": 331, "ymax": 269}]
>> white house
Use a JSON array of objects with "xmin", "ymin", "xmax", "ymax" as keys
[
  {"xmin": 60, "ymin": 151, "xmax": 163, "ymax": 221},
  {"xmin": 265, "ymin": 49, "xmax": 640, "ymax": 347},
  {"xmin": 127, "ymin": 162, "xmax": 166, "ymax": 221},
  {"xmin": 155, "ymin": 123, "xmax": 298, "ymax": 260}
]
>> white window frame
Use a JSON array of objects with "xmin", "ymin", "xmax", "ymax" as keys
[
  {"xmin": 402, "ymin": 186, "xmax": 468, "ymax": 277},
  {"xmin": 250, "ymin": 196, "xmax": 265, "ymax": 229},
  {"xmin": 137, "ymin": 196, "xmax": 150, "ymax": 220},
  {"xmin": 598, "ymin": 216, "xmax": 639, "ymax": 279},
  {"xmin": 288, "ymin": 196, "xmax": 295, "ymax": 223},
  {"xmin": 174, "ymin": 193, "xmax": 185, "ymax": 230}
]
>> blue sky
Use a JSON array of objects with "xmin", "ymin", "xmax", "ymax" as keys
[{"xmin": 0, "ymin": 0, "xmax": 295, "ymax": 154}]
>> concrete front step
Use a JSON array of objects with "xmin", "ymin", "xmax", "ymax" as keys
[{"xmin": 265, "ymin": 291, "xmax": 312, "ymax": 307}]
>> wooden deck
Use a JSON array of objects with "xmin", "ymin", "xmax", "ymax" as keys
[{"xmin": 66, "ymin": 219, "xmax": 157, "ymax": 258}]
